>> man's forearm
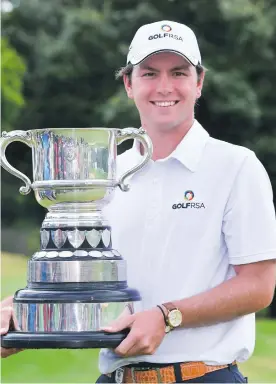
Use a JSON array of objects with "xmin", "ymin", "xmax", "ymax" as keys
[{"xmin": 173, "ymin": 274, "xmax": 273, "ymax": 328}]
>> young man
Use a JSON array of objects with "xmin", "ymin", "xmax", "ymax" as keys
[
  {"xmin": 95, "ymin": 20, "xmax": 276, "ymax": 383},
  {"xmin": 1, "ymin": 20, "xmax": 276, "ymax": 383}
]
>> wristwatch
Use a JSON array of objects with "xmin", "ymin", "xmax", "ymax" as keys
[{"xmin": 162, "ymin": 302, "xmax": 182, "ymax": 331}]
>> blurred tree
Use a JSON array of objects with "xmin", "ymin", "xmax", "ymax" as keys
[
  {"xmin": 1, "ymin": 37, "xmax": 26, "ymax": 131},
  {"xmin": 0, "ymin": 36, "xmax": 34, "ymax": 229}
]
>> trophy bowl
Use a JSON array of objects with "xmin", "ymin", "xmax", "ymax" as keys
[{"xmin": 0, "ymin": 127, "xmax": 152, "ymax": 349}]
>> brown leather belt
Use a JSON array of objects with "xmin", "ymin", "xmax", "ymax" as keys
[{"xmin": 110, "ymin": 361, "xmax": 237, "ymax": 383}]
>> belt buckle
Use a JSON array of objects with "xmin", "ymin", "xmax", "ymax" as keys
[{"xmin": 115, "ymin": 367, "xmax": 125, "ymax": 384}]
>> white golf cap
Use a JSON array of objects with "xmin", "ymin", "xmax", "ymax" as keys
[{"xmin": 127, "ymin": 20, "xmax": 201, "ymax": 66}]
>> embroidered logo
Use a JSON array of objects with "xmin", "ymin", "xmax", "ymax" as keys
[
  {"xmin": 172, "ymin": 190, "xmax": 205, "ymax": 210},
  {"xmin": 184, "ymin": 190, "xmax": 194, "ymax": 201},
  {"xmin": 161, "ymin": 24, "xmax": 172, "ymax": 32}
]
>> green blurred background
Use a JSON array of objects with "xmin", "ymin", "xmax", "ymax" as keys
[{"xmin": 1, "ymin": 0, "xmax": 276, "ymax": 382}]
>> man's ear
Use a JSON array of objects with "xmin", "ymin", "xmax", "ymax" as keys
[
  {"xmin": 196, "ymin": 70, "xmax": 205, "ymax": 99},
  {"xmin": 123, "ymin": 74, "xmax": 134, "ymax": 99}
]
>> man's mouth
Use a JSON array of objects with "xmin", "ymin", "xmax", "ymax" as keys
[{"xmin": 150, "ymin": 101, "xmax": 180, "ymax": 107}]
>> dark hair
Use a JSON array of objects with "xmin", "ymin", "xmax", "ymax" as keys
[{"xmin": 115, "ymin": 62, "xmax": 206, "ymax": 83}]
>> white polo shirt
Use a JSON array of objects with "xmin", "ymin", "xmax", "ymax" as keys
[{"xmin": 99, "ymin": 120, "xmax": 276, "ymax": 374}]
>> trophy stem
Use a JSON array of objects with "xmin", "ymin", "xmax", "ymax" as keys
[{"xmin": 42, "ymin": 207, "xmax": 109, "ymax": 228}]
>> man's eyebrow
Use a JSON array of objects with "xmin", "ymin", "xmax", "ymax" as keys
[
  {"xmin": 139, "ymin": 65, "xmax": 159, "ymax": 71},
  {"xmin": 139, "ymin": 64, "xmax": 190, "ymax": 71},
  {"xmin": 170, "ymin": 65, "xmax": 190, "ymax": 71}
]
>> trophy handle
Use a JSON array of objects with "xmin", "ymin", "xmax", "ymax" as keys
[
  {"xmin": 0, "ymin": 130, "xmax": 33, "ymax": 195},
  {"xmin": 116, "ymin": 128, "xmax": 153, "ymax": 191}
]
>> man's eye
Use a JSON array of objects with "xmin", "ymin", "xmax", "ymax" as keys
[
  {"xmin": 173, "ymin": 72, "xmax": 186, "ymax": 76},
  {"xmin": 142, "ymin": 72, "xmax": 156, "ymax": 77}
]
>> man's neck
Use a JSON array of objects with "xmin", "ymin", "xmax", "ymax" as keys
[{"xmin": 141, "ymin": 119, "xmax": 194, "ymax": 161}]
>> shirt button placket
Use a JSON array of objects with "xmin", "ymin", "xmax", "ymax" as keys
[{"xmin": 145, "ymin": 171, "xmax": 162, "ymax": 229}]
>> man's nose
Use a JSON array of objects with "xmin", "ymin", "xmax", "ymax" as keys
[{"xmin": 156, "ymin": 73, "xmax": 173, "ymax": 95}]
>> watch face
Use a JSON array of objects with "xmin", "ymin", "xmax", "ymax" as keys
[{"xmin": 168, "ymin": 309, "xmax": 182, "ymax": 327}]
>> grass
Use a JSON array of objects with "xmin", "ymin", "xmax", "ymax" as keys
[{"xmin": 1, "ymin": 252, "xmax": 276, "ymax": 383}]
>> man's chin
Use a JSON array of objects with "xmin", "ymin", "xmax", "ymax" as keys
[{"xmin": 151, "ymin": 121, "xmax": 179, "ymax": 132}]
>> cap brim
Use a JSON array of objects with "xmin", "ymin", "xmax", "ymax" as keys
[{"xmin": 128, "ymin": 49, "xmax": 199, "ymax": 66}]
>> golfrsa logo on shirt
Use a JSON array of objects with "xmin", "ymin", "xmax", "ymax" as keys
[{"xmin": 172, "ymin": 190, "xmax": 206, "ymax": 210}]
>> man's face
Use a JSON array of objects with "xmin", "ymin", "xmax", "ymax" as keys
[{"xmin": 124, "ymin": 52, "xmax": 204, "ymax": 132}]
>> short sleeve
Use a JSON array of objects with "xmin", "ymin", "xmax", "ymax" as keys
[{"xmin": 222, "ymin": 150, "xmax": 276, "ymax": 265}]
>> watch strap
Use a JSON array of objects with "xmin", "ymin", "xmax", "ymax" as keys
[{"xmin": 162, "ymin": 302, "xmax": 177, "ymax": 312}]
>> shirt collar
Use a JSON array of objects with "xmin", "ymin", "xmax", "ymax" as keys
[
  {"xmin": 168, "ymin": 120, "xmax": 209, "ymax": 172},
  {"xmin": 132, "ymin": 119, "xmax": 209, "ymax": 172}
]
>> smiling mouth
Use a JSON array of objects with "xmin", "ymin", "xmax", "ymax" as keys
[{"xmin": 150, "ymin": 101, "xmax": 180, "ymax": 107}]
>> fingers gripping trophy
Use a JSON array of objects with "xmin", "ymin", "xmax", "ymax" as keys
[{"xmin": 0, "ymin": 128, "xmax": 152, "ymax": 349}]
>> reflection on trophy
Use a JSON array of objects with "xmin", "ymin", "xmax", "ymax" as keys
[{"xmin": 0, "ymin": 128, "xmax": 152, "ymax": 348}]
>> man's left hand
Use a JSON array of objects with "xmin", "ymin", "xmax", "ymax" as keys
[{"xmin": 101, "ymin": 307, "xmax": 166, "ymax": 357}]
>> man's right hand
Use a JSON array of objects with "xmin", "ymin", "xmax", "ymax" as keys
[{"xmin": 1, "ymin": 296, "xmax": 23, "ymax": 358}]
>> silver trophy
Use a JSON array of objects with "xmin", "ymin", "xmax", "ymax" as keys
[{"xmin": 0, "ymin": 128, "xmax": 152, "ymax": 348}]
